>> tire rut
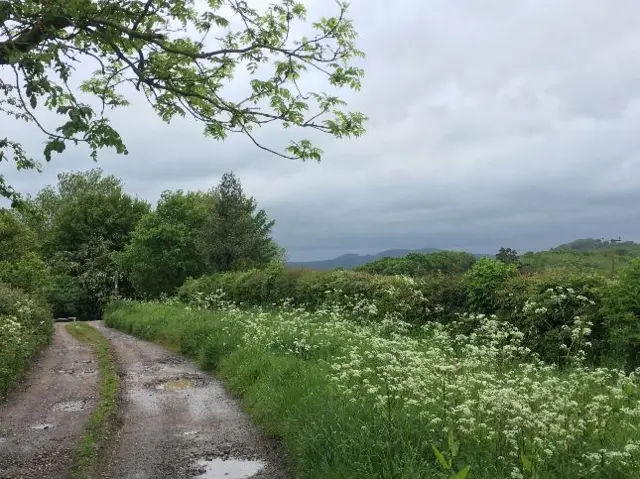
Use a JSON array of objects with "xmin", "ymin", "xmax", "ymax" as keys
[
  {"xmin": 0, "ymin": 323, "xmax": 100, "ymax": 479},
  {"xmin": 93, "ymin": 321, "xmax": 289, "ymax": 479}
]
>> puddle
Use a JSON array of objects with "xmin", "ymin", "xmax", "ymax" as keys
[
  {"xmin": 193, "ymin": 458, "xmax": 266, "ymax": 478},
  {"xmin": 156, "ymin": 378, "xmax": 195, "ymax": 391},
  {"xmin": 31, "ymin": 423, "xmax": 54, "ymax": 430},
  {"xmin": 53, "ymin": 400, "xmax": 85, "ymax": 412}
]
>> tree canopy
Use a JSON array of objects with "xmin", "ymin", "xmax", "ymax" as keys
[{"xmin": 0, "ymin": 0, "xmax": 366, "ymax": 205}]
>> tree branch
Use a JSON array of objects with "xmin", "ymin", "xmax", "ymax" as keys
[{"xmin": 0, "ymin": 15, "xmax": 72, "ymax": 65}]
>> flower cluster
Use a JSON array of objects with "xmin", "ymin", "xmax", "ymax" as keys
[{"xmin": 176, "ymin": 288, "xmax": 640, "ymax": 478}]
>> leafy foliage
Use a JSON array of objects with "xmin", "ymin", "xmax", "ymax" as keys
[
  {"xmin": 601, "ymin": 259, "xmax": 640, "ymax": 367},
  {"xmin": 0, "ymin": 208, "xmax": 51, "ymax": 295},
  {"xmin": 354, "ymin": 251, "xmax": 477, "ymax": 277},
  {"xmin": 0, "ymin": 282, "xmax": 52, "ymax": 398},
  {"xmin": 463, "ymin": 258, "xmax": 518, "ymax": 314},
  {"xmin": 0, "ymin": 0, "xmax": 366, "ymax": 205},
  {"xmin": 119, "ymin": 189, "xmax": 215, "ymax": 298},
  {"xmin": 18, "ymin": 169, "xmax": 149, "ymax": 318}
]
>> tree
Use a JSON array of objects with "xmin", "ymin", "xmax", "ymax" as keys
[
  {"xmin": 0, "ymin": 0, "xmax": 366, "ymax": 205},
  {"xmin": 119, "ymin": 190, "xmax": 216, "ymax": 298},
  {"xmin": 20, "ymin": 169, "xmax": 149, "ymax": 318},
  {"xmin": 496, "ymin": 247, "xmax": 519, "ymax": 265},
  {"xmin": 202, "ymin": 171, "xmax": 282, "ymax": 272}
]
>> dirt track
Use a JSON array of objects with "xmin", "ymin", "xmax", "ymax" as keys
[
  {"xmin": 0, "ymin": 322, "xmax": 288, "ymax": 479},
  {"xmin": 0, "ymin": 323, "xmax": 100, "ymax": 478},
  {"xmin": 93, "ymin": 322, "xmax": 288, "ymax": 478}
]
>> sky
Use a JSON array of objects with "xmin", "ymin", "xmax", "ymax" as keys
[{"xmin": 3, "ymin": 0, "xmax": 640, "ymax": 261}]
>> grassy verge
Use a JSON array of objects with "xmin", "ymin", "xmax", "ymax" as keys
[
  {"xmin": 65, "ymin": 322, "xmax": 119, "ymax": 479},
  {"xmin": 105, "ymin": 299, "xmax": 640, "ymax": 479}
]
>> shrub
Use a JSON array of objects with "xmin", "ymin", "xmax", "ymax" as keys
[
  {"xmin": 179, "ymin": 268, "xmax": 467, "ymax": 325},
  {"xmin": 463, "ymin": 258, "xmax": 518, "ymax": 314},
  {"xmin": 355, "ymin": 251, "xmax": 477, "ymax": 277},
  {"xmin": 0, "ymin": 252, "xmax": 52, "ymax": 297},
  {"xmin": 600, "ymin": 259, "xmax": 640, "ymax": 369},
  {"xmin": 0, "ymin": 283, "xmax": 53, "ymax": 398}
]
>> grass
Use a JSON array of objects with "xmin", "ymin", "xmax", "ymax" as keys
[
  {"xmin": 65, "ymin": 322, "xmax": 119, "ymax": 479},
  {"xmin": 104, "ymin": 298, "xmax": 640, "ymax": 479}
]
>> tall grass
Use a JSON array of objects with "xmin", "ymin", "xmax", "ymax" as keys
[{"xmin": 105, "ymin": 295, "xmax": 640, "ymax": 479}]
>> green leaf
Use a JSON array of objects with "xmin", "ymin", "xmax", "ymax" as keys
[
  {"xmin": 29, "ymin": 95, "xmax": 37, "ymax": 109},
  {"xmin": 520, "ymin": 454, "xmax": 533, "ymax": 473},
  {"xmin": 43, "ymin": 139, "xmax": 66, "ymax": 161},
  {"xmin": 432, "ymin": 444, "xmax": 451, "ymax": 471},
  {"xmin": 455, "ymin": 465, "xmax": 471, "ymax": 479}
]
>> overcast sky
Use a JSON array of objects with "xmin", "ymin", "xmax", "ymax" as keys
[{"xmin": 3, "ymin": 0, "xmax": 640, "ymax": 261}]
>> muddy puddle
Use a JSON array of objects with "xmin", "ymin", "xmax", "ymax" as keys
[
  {"xmin": 156, "ymin": 378, "xmax": 195, "ymax": 390},
  {"xmin": 193, "ymin": 457, "xmax": 266, "ymax": 478}
]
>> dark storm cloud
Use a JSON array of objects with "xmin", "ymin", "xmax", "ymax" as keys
[{"xmin": 3, "ymin": 0, "xmax": 640, "ymax": 261}]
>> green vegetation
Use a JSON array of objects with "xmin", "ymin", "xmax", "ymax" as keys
[
  {"xmin": 119, "ymin": 172, "xmax": 282, "ymax": 299},
  {"xmin": 19, "ymin": 169, "xmax": 150, "ymax": 320},
  {"xmin": 0, "ymin": 283, "xmax": 52, "ymax": 398},
  {"xmin": 66, "ymin": 322, "xmax": 119, "ymax": 479},
  {"xmin": 520, "ymin": 239, "xmax": 640, "ymax": 275},
  {"xmin": 354, "ymin": 251, "xmax": 477, "ymax": 276},
  {"xmin": 3, "ymin": 157, "xmax": 640, "ymax": 477},
  {"xmin": 106, "ymin": 289, "xmax": 640, "ymax": 479},
  {"xmin": 0, "ymin": 209, "xmax": 53, "ymax": 399},
  {"xmin": 13, "ymin": 168, "xmax": 281, "ymax": 318},
  {"xmin": 1, "ymin": 0, "xmax": 366, "ymax": 206}
]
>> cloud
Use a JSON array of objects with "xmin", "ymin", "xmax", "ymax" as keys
[{"xmin": 3, "ymin": 0, "xmax": 640, "ymax": 261}]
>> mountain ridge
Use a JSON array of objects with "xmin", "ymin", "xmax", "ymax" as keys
[{"xmin": 286, "ymin": 248, "xmax": 490, "ymax": 270}]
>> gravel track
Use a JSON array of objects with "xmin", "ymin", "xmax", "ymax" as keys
[
  {"xmin": 93, "ymin": 321, "xmax": 289, "ymax": 479},
  {"xmin": 0, "ymin": 323, "xmax": 100, "ymax": 478}
]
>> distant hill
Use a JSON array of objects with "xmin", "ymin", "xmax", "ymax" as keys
[
  {"xmin": 550, "ymin": 238, "xmax": 639, "ymax": 253},
  {"xmin": 286, "ymin": 248, "xmax": 488, "ymax": 271}
]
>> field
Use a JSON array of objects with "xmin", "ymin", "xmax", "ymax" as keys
[{"xmin": 105, "ymin": 289, "xmax": 640, "ymax": 479}]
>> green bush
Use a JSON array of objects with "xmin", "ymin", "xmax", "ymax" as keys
[
  {"xmin": 179, "ymin": 268, "xmax": 467, "ymax": 324},
  {"xmin": 0, "ymin": 252, "xmax": 52, "ymax": 297},
  {"xmin": 354, "ymin": 251, "xmax": 477, "ymax": 277},
  {"xmin": 0, "ymin": 283, "xmax": 53, "ymax": 398},
  {"xmin": 491, "ymin": 270, "xmax": 610, "ymax": 365},
  {"xmin": 600, "ymin": 259, "xmax": 640, "ymax": 369},
  {"xmin": 463, "ymin": 258, "xmax": 518, "ymax": 314}
]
